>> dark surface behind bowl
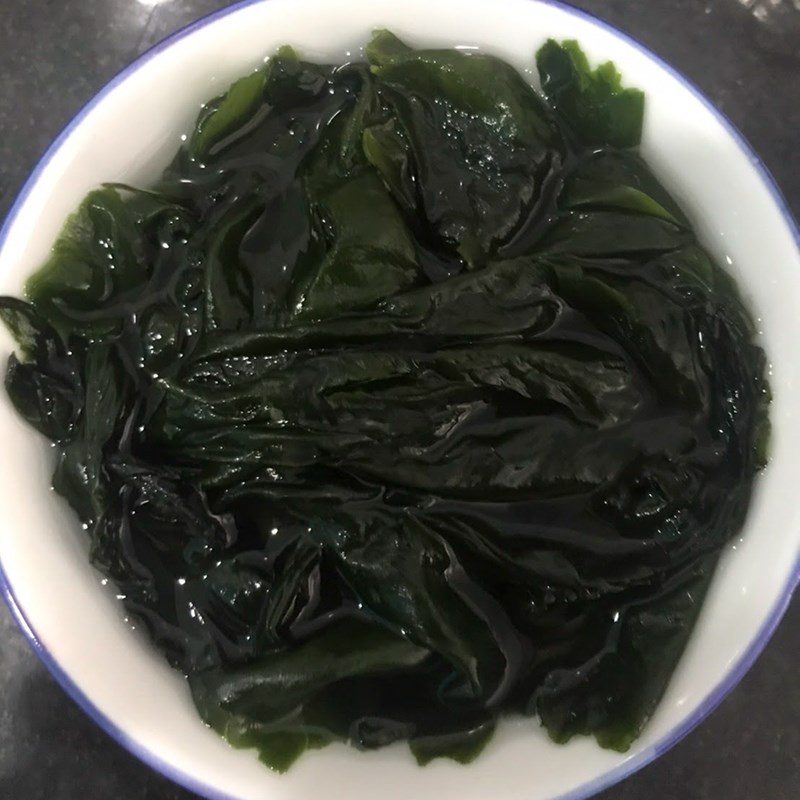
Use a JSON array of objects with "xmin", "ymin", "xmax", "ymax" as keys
[{"xmin": 0, "ymin": 1, "xmax": 798, "ymax": 798}]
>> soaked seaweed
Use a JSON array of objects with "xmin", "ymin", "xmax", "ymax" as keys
[{"xmin": 0, "ymin": 33, "xmax": 769, "ymax": 770}]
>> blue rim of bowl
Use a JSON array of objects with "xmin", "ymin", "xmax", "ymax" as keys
[{"xmin": 0, "ymin": 1, "xmax": 798, "ymax": 799}]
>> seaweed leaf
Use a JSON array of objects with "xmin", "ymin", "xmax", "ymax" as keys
[{"xmin": 536, "ymin": 38, "xmax": 645, "ymax": 148}]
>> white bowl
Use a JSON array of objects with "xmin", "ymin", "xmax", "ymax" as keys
[{"xmin": 1, "ymin": 1, "xmax": 798, "ymax": 799}]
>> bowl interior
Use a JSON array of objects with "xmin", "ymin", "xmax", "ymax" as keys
[{"xmin": 0, "ymin": 1, "xmax": 798, "ymax": 799}]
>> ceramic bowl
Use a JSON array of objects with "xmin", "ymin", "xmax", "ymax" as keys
[{"xmin": 1, "ymin": 1, "xmax": 798, "ymax": 799}]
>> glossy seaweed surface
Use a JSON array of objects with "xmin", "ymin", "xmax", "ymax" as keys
[{"xmin": 0, "ymin": 32, "xmax": 769, "ymax": 770}]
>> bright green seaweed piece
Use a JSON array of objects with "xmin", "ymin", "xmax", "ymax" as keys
[{"xmin": 536, "ymin": 38, "xmax": 645, "ymax": 148}]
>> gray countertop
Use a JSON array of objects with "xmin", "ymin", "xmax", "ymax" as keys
[{"xmin": 0, "ymin": 1, "xmax": 798, "ymax": 798}]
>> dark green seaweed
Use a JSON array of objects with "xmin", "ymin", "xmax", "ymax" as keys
[{"xmin": 0, "ymin": 33, "xmax": 769, "ymax": 769}]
